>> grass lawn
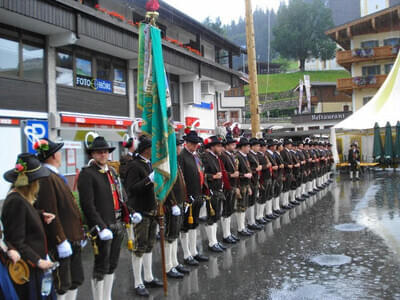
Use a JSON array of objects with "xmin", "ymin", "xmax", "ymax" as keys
[{"xmin": 244, "ymin": 70, "xmax": 351, "ymax": 95}]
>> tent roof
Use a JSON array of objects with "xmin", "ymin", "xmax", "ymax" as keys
[{"xmin": 334, "ymin": 52, "xmax": 400, "ymax": 130}]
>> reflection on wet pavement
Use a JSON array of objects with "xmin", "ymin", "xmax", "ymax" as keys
[{"xmin": 78, "ymin": 173, "xmax": 400, "ymax": 300}]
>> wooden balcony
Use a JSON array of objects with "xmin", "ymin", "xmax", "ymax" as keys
[
  {"xmin": 337, "ymin": 74, "xmax": 388, "ymax": 94},
  {"xmin": 336, "ymin": 46, "xmax": 398, "ymax": 70}
]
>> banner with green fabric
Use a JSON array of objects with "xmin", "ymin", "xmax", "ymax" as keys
[{"xmin": 137, "ymin": 23, "xmax": 177, "ymax": 202}]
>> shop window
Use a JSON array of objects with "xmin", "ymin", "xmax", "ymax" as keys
[
  {"xmin": 76, "ymin": 57, "xmax": 92, "ymax": 77},
  {"xmin": 309, "ymin": 126, "xmax": 320, "ymax": 130},
  {"xmin": 362, "ymin": 65, "xmax": 380, "ymax": 76},
  {"xmin": 113, "ymin": 67, "xmax": 126, "ymax": 95},
  {"xmin": 0, "ymin": 37, "xmax": 19, "ymax": 77},
  {"xmin": 343, "ymin": 105, "xmax": 350, "ymax": 112},
  {"xmin": 384, "ymin": 38, "xmax": 400, "ymax": 47},
  {"xmin": 363, "ymin": 96, "xmax": 373, "ymax": 105},
  {"xmin": 361, "ymin": 40, "xmax": 379, "ymax": 48},
  {"xmin": 384, "ymin": 63, "xmax": 394, "ymax": 74},
  {"xmin": 56, "ymin": 52, "xmax": 73, "ymax": 86},
  {"xmin": 22, "ymin": 44, "xmax": 43, "ymax": 81},
  {"xmin": 96, "ymin": 58, "xmax": 111, "ymax": 81}
]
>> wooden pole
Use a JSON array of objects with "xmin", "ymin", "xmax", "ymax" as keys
[
  {"xmin": 244, "ymin": 0, "xmax": 261, "ymax": 137},
  {"xmin": 158, "ymin": 203, "xmax": 168, "ymax": 296}
]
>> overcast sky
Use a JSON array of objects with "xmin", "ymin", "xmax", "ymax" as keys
[{"xmin": 163, "ymin": 0, "xmax": 286, "ymax": 24}]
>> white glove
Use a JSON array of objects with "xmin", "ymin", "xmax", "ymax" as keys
[
  {"xmin": 57, "ymin": 240, "xmax": 73, "ymax": 259},
  {"xmin": 130, "ymin": 212, "xmax": 143, "ymax": 224},
  {"xmin": 172, "ymin": 205, "xmax": 181, "ymax": 216},
  {"xmin": 148, "ymin": 171, "xmax": 155, "ymax": 182},
  {"xmin": 98, "ymin": 228, "xmax": 113, "ymax": 241}
]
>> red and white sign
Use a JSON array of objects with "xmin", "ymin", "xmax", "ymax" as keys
[
  {"xmin": 185, "ymin": 117, "xmax": 200, "ymax": 127},
  {"xmin": 0, "ymin": 118, "xmax": 19, "ymax": 125},
  {"xmin": 61, "ymin": 113, "xmax": 133, "ymax": 127}
]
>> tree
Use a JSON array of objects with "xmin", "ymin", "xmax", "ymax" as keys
[
  {"xmin": 203, "ymin": 16, "xmax": 225, "ymax": 36},
  {"xmin": 272, "ymin": 0, "xmax": 336, "ymax": 71}
]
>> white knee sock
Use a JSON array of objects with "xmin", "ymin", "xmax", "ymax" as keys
[
  {"xmin": 199, "ymin": 202, "xmax": 207, "ymax": 218},
  {"xmin": 226, "ymin": 217, "xmax": 232, "ymax": 237},
  {"xmin": 221, "ymin": 218, "xmax": 229, "ymax": 239},
  {"xmin": 236, "ymin": 212, "xmax": 244, "ymax": 231},
  {"xmin": 273, "ymin": 197, "xmax": 280, "ymax": 211},
  {"xmin": 65, "ymin": 289, "xmax": 78, "ymax": 300},
  {"xmin": 212, "ymin": 223, "xmax": 219, "ymax": 244},
  {"xmin": 205, "ymin": 225, "xmax": 214, "ymax": 247},
  {"xmin": 188, "ymin": 229, "xmax": 198, "ymax": 257},
  {"xmin": 180, "ymin": 232, "xmax": 191, "ymax": 259},
  {"xmin": 266, "ymin": 201, "xmax": 272, "ymax": 215},
  {"xmin": 172, "ymin": 240, "xmax": 179, "ymax": 268},
  {"xmin": 165, "ymin": 242, "xmax": 173, "ymax": 272},
  {"xmin": 57, "ymin": 294, "xmax": 66, "ymax": 300},
  {"xmin": 103, "ymin": 273, "xmax": 114, "ymax": 300},
  {"xmin": 247, "ymin": 205, "xmax": 255, "ymax": 225},
  {"xmin": 143, "ymin": 253, "xmax": 154, "ymax": 282},
  {"xmin": 91, "ymin": 279, "xmax": 104, "ymax": 300},
  {"xmin": 131, "ymin": 254, "xmax": 143, "ymax": 288}
]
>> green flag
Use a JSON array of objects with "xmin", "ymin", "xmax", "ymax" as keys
[
  {"xmin": 373, "ymin": 122, "xmax": 383, "ymax": 163},
  {"xmin": 137, "ymin": 23, "xmax": 177, "ymax": 202},
  {"xmin": 395, "ymin": 121, "xmax": 400, "ymax": 163}
]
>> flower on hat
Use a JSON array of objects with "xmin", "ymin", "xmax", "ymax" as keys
[
  {"xmin": 15, "ymin": 159, "xmax": 27, "ymax": 173},
  {"xmin": 184, "ymin": 127, "xmax": 191, "ymax": 135},
  {"xmin": 204, "ymin": 138, "xmax": 211, "ymax": 145},
  {"xmin": 33, "ymin": 139, "xmax": 49, "ymax": 152},
  {"xmin": 122, "ymin": 141, "xmax": 128, "ymax": 147}
]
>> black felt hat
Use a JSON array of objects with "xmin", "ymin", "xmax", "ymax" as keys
[
  {"xmin": 138, "ymin": 136, "xmax": 152, "ymax": 154},
  {"xmin": 35, "ymin": 138, "xmax": 64, "ymax": 162},
  {"xmin": 86, "ymin": 136, "xmax": 115, "ymax": 154},
  {"xmin": 203, "ymin": 136, "xmax": 222, "ymax": 148},
  {"xmin": 4, "ymin": 153, "xmax": 50, "ymax": 187},
  {"xmin": 249, "ymin": 138, "xmax": 261, "ymax": 146},
  {"xmin": 237, "ymin": 137, "xmax": 250, "ymax": 148},
  {"xmin": 259, "ymin": 139, "xmax": 267, "ymax": 147},
  {"xmin": 224, "ymin": 136, "xmax": 237, "ymax": 146},
  {"xmin": 183, "ymin": 130, "xmax": 202, "ymax": 144}
]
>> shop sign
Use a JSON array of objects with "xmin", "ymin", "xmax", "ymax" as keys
[
  {"xmin": 113, "ymin": 81, "xmax": 126, "ymax": 95},
  {"xmin": 76, "ymin": 76, "xmax": 112, "ymax": 93},
  {"xmin": 24, "ymin": 120, "xmax": 49, "ymax": 154}
]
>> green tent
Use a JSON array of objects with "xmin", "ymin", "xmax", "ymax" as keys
[
  {"xmin": 373, "ymin": 122, "xmax": 383, "ymax": 163},
  {"xmin": 394, "ymin": 121, "xmax": 400, "ymax": 163},
  {"xmin": 384, "ymin": 121, "xmax": 394, "ymax": 165}
]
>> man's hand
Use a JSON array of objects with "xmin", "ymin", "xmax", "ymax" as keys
[
  {"xmin": 231, "ymin": 171, "xmax": 239, "ymax": 178},
  {"xmin": 42, "ymin": 212, "xmax": 55, "ymax": 224},
  {"xmin": 256, "ymin": 165, "xmax": 262, "ymax": 171},
  {"xmin": 7, "ymin": 249, "xmax": 20, "ymax": 264},
  {"xmin": 244, "ymin": 173, "xmax": 252, "ymax": 179},
  {"xmin": 213, "ymin": 172, "xmax": 222, "ymax": 179}
]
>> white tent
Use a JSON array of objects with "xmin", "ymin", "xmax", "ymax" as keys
[{"xmin": 334, "ymin": 52, "xmax": 400, "ymax": 130}]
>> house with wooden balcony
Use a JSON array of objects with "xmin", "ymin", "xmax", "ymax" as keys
[{"xmin": 326, "ymin": 4, "xmax": 400, "ymax": 111}]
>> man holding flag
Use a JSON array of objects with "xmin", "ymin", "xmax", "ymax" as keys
[{"xmin": 135, "ymin": 1, "xmax": 179, "ymax": 295}]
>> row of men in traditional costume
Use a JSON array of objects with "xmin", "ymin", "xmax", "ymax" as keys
[{"xmin": 0, "ymin": 130, "xmax": 334, "ymax": 300}]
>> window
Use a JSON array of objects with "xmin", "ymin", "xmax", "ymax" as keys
[
  {"xmin": 96, "ymin": 57, "xmax": 111, "ymax": 81},
  {"xmin": 361, "ymin": 40, "xmax": 379, "ymax": 48},
  {"xmin": 362, "ymin": 65, "xmax": 380, "ymax": 76},
  {"xmin": 384, "ymin": 38, "xmax": 400, "ymax": 47},
  {"xmin": 384, "ymin": 63, "xmax": 394, "ymax": 74},
  {"xmin": 0, "ymin": 37, "xmax": 19, "ymax": 77},
  {"xmin": 363, "ymin": 96, "xmax": 373, "ymax": 105},
  {"xmin": 76, "ymin": 57, "xmax": 92, "ymax": 77},
  {"xmin": 56, "ymin": 52, "xmax": 73, "ymax": 86},
  {"xmin": 113, "ymin": 67, "xmax": 126, "ymax": 95},
  {"xmin": 343, "ymin": 105, "xmax": 350, "ymax": 112},
  {"xmin": 311, "ymin": 89, "xmax": 316, "ymax": 97},
  {"xmin": 22, "ymin": 44, "xmax": 44, "ymax": 81}
]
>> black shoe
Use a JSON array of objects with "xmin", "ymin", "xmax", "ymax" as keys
[
  {"xmin": 290, "ymin": 201, "xmax": 300, "ymax": 206},
  {"xmin": 223, "ymin": 236, "xmax": 236, "ymax": 244},
  {"xmin": 231, "ymin": 234, "xmax": 240, "ymax": 241},
  {"xmin": 194, "ymin": 254, "xmax": 209, "ymax": 262},
  {"xmin": 262, "ymin": 217, "xmax": 272, "ymax": 223},
  {"xmin": 265, "ymin": 214, "xmax": 276, "ymax": 220},
  {"xmin": 308, "ymin": 191, "xmax": 316, "ymax": 196},
  {"xmin": 356, "ymin": 177, "xmax": 360, "ymax": 181},
  {"xmin": 176, "ymin": 264, "xmax": 190, "ymax": 274},
  {"xmin": 248, "ymin": 223, "xmax": 262, "ymax": 231},
  {"xmin": 273, "ymin": 209, "xmax": 285, "ymax": 215},
  {"xmin": 208, "ymin": 244, "xmax": 224, "ymax": 253},
  {"xmin": 245, "ymin": 228, "xmax": 255, "ymax": 235},
  {"xmin": 167, "ymin": 268, "xmax": 184, "ymax": 279},
  {"xmin": 256, "ymin": 218, "xmax": 267, "ymax": 225},
  {"xmin": 218, "ymin": 242, "xmax": 227, "ymax": 250},
  {"xmin": 282, "ymin": 205, "xmax": 291, "ymax": 210},
  {"xmin": 238, "ymin": 230, "xmax": 252, "ymax": 237},
  {"xmin": 184, "ymin": 257, "xmax": 199, "ymax": 266},
  {"xmin": 144, "ymin": 278, "xmax": 163, "ymax": 288},
  {"xmin": 199, "ymin": 216, "xmax": 208, "ymax": 223},
  {"xmin": 135, "ymin": 284, "xmax": 150, "ymax": 297}
]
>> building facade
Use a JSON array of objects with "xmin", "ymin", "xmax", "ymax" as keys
[
  {"xmin": 326, "ymin": 5, "xmax": 400, "ymax": 112},
  {"xmin": 0, "ymin": 0, "xmax": 243, "ymax": 199}
]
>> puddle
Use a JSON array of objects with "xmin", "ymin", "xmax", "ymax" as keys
[
  {"xmin": 310, "ymin": 254, "xmax": 352, "ymax": 267},
  {"xmin": 334, "ymin": 223, "xmax": 366, "ymax": 232}
]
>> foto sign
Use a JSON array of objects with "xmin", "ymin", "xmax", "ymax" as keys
[
  {"xmin": 76, "ymin": 76, "xmax": 112, "ymax": 93},
  {"xmin": 24, "ymin": 120, "xmax": 49, "ymax": 154}
]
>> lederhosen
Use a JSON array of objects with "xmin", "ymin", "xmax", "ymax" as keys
[
  {"xmin": 281, "ymin": 149, "xmax": 294, "ymax": 193},
  {"xmin": 257, "ymin": 151, "xmax": 270, "ymax": 205},
  {"xmin": 310, "ymin": 149, "xmax": 318, "ymax": 181},
  {"xmin": 179, "ymin": 148, "xmax": 205, "ymax": 232},
  {"xmin": 302, "ymin": 149, "xmax": 311, "ymax": 184},
  {"xmin": 348, "ymin": 149, "xmax": 360, "ymax": 172},
  {"xmin": 236, "ymin": 152, "xmax": 251, "ymax": 213},
  {"xmin": 202, "ymin": 151, "xmax": 225, "ymax": 225},
  {"xmin": 265, "ymin": 150, "xmax": 277, "ymax": 201},
  {"xmin": 273, "ymin": 151, "xmax": 284, "ymax": 198},
  {"xmin": 78, "ymin": 164, "xmax": 126, "ymax": 279},
  {"xmin": 248, "ymin": 151, "xmax": 260, "ymax": 207},
  {"xmin": 220, "ymin": 150, "xmax": 238, "ymax": 218},
  {"xmin": 164, "ymin": 167, "xmax": 185, "ymax": 243}
]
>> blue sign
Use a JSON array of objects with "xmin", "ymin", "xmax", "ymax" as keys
[
  {"xmin": 95, "ymin": 79, "xmax": 112, "ymax": 93},
  {"xmin": 25, "ymin": 120, "xmax": 49, "ymax": 154}
]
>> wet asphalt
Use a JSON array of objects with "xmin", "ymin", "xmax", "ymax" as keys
[{"xmin": 77, "ymin": 171, "xmax": 400, "ymax": 300}]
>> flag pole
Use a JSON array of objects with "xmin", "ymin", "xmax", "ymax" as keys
[{"xmin": 145, "ymin": 1, "xmax": 168, "ymax": 295}]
